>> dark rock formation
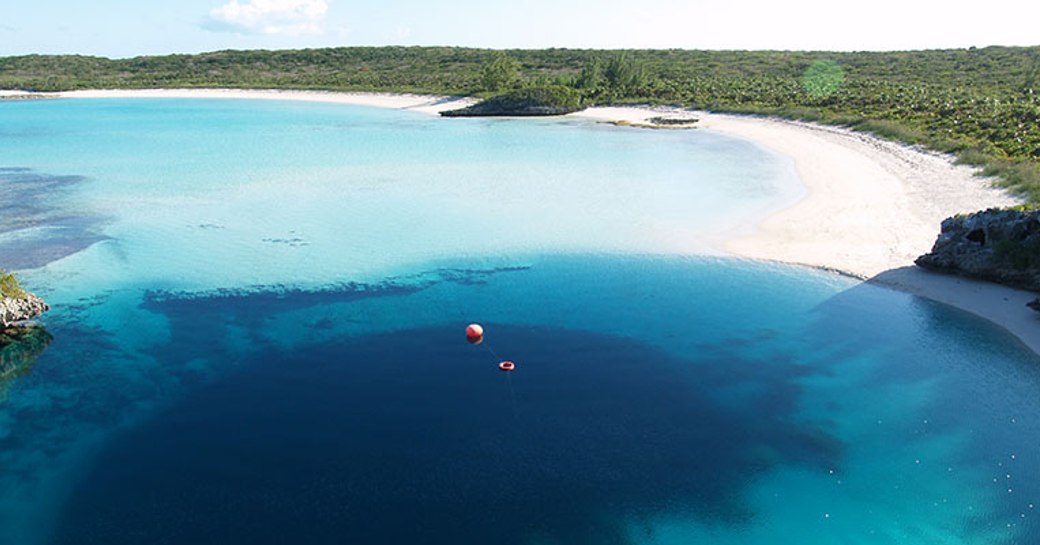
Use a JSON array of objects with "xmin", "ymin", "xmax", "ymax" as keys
[
  {"xmin": 0, "ymin": 293, "xmax": 50, "ymax": 329},
  {"xmin": 441, "ymin": 86, "xmax": 584, "ymax": 117},
  {"xmin": 1, "ymin": 326, "xmax": 51, "ymax": 375},
  {"xmin": 441, "ymin": 99, "xmax": 582, "ymax": 117},
  {"xmin": 916, "ymin": 207, "xmax": 1040, "ymax": 292},
  {"xmin": 0, "ymin": 94, "xmax": 53, "ymax": 101},
  {"xmin": 0, "ymin": 291, "xmax": 52, "ymax": 395},
  {"xmin": 0, "ymin": 326, "xmax": 52, "ymax": 401},
  {"xmin": 609, "ymin": 116, "xmax": 700, "ymax": 130},
  {"xmin": 648, "ymin": 116, "xmax": 699, "ymax": 126}
]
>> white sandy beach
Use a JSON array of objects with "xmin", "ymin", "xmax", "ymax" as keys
[
  {"xmin": 17, "ymin": 89, "xmax": 1040, "ymax": 354},
  {"xmin": 575, "ymin": 106, "xmax": 1038, "ymax": 354},
  {"xmin": 573, "ymin": 106, "xmax": 1021, "ymax": 277},
  {"xmin": 50, "ymin": 88, "xmax": 478, "ymax": 114}
]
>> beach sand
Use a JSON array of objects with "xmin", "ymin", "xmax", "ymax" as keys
[
  {"xmin": 36, "ymin": 90, "xmax": 1040, "ymax": 354},
  {"xmin": 51, "ymin": 88, "xmax": 478, "ymax": 114},
  {"xmin": 574, "ymin": 106, "xmax": 1038, "ymax": 354}
]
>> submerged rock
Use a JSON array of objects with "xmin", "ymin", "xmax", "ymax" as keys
[
  {"xmin": 0, "ymin": 293, "xmax": 50, "ymax": 328},
  {"xmin": 0, "ymin": 325, "xmax": 52, "ymax": 401},
  {"xmin": 916, "ymin": 207, "xmax": 1040, "ymax": 292},
  {"xmin": 0, "ymin": 291, "xmax": 52, "ymax": 397}
]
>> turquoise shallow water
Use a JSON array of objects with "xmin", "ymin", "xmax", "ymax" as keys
[{"xmin": 1, "ymin": 98, "xmax": 1039, "ymax": 544}]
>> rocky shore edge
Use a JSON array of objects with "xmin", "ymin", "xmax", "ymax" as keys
[
  {"xmin": 608, "ymin": 116, "xmax": 700, "ymax": 129},
  {"xmin": 1, "ymin": 293, "xmax": 50, "ymax": 330},
  {"xmin": 0, "ymin": 90, "xmax": 55, "ymax": 101},
  {"xmin": 441, "ymin": 86, "xmax": 584, "ymax": 117},
  {"xmin": 916, "ymin": 207, "xmax": 1040, "ymax": 311}
]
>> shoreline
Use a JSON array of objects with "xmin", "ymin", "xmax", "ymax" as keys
[
  {"xmin": 32, "ymin": 88, "xmax": 479, "ymax": 114},
  {"xmin": 11, "ymin": 88, "xmax": 1040, "ymax": 354},
  {"xmin": 571, "ymin": 106, "xmax": 1022, "ymax": 279},
  {"xmin": 573, "ymin": 106, "xmax": 1038, "ymax": 355},
  {"xmin": 696, "ymin": 112, "xmax": 1039, "ymax": 356}
]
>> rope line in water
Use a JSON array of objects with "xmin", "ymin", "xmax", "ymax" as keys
[
  {"xmin": 481, "ymin": 342, "xmax": 502, "ymax": 361},
  {"xmin": 505, "ymin": 371, "xmax": 519, "ymax": 421},
  {"xmin": 467, "ymin": 323, "xmax": 519, "ymax": 418}
]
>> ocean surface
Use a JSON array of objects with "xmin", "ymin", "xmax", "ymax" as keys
[{"xmin": 1, "ymin": 97, "xmax": 1038, "ymax": 544}]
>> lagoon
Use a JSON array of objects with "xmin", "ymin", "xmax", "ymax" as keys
[{"xmin": 1, "ymin": 97, "xmax": 1038, "ymax": 544}]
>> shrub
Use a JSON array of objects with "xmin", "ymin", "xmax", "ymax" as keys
[
  {"xmin": 0, "ymin": 270, "xmax": 27, "ymax": 299},
  {"xmin": 504, "ymin": 85, "xmax": 582, "ymax": 109},
  {"xmin": 480, "ymin": 52, "xmax": 519, "ymax": 93}
]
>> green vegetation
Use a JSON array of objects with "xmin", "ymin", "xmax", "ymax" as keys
[
  {"xmin": 601, "ymin": 52, "xmax": 648, "ymax": 98},
  {"xmin": 0, "ymin": 270, "xmax": 27, "ymax": 299},
  {"xmin": 801, "ymin": 60, "xmax": 845, "ymax": 98},
  {"xmin": 1006, "ymin": 203, "xmax": 1040, "ymax": 212},
  {"xmin": 442, "ymin": 84, "xmax": 583, "ymax": 117},
  {"xmin": 480, "ymin": 51, "xmax": 520, "ymax": 92},
  {"xmin": 2, "ymin": 46, "xmax": 1039, "ymax": 199},
  {"xmin": 505, "ymin": 83, "xmax": 581, "ymax": 109}
]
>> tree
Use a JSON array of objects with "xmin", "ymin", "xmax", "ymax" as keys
[
  {"xmin": 0, "ymin": 270, "xmax": 26, "ymax": 299},
  {"xmin": 480, "ymin": 52, "xmax": 520, "ymax": 92},
  {"xmin": 603, "ymin": 52, "xmax": 646, "ymax": 97},
  {"xmin": 576, "ymin": 58, "xmax": 603, "ymax": 90}
]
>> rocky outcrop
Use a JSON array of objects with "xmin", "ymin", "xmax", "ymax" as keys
[
  {"xmin": 916, "ymin": 207, "xmax": 1040, "ymax": 292},
  {"xmin": 0, "ymin": 94, "xmax": 52, "ymax": 101},
  {"xmin": 441, "ymin": 99, "xmax": 582, "ymax": 117},
  {"xmin": 648, "ymin": 116, "xmax": 700, "ymax": 127},
  {"xmin": 609, "ymin": 116, "xmax": 700, "ymax": 129},
  {"xmin": 0, "ymin": 293, "xmax": 50, "ymax": 328},
  {"xmin": 441, "ymin": 86, "xmax": 584, "ymax": 117}
]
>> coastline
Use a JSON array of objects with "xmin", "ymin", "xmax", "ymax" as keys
[
  {"xmin": 12, "ymin": 89, "xmax": 1040, "ymax": 354},
  {"xmin": 39, "ymin": 88, "xmax": 479, "ymax": 114},
  {"xmin": 571, "ymin": 106, "xmax": 1022, "ymax": 278},
  {"xmin": 573, "ymin": 106, "xmax": 1038, "ymax": 355}
]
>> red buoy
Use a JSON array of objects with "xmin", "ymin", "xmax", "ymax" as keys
[
  {"xmin": 466, "ymin": 323, "xmax": 484, "ymax": 344},
  {"xmin": 498, "ymin": 361, "xmax": 515, "ymax": 372}
]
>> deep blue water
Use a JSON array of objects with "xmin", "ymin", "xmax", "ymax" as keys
[
  {"xmin": 1, "ymin": 99, "xmax": 1039, "ymax": 544},
  {"xmin": 49, "ymin": 322, "xmax": 826, "ymax": 545}
]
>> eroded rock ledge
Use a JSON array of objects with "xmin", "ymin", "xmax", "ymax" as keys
[
  {"xmin": 1, "ymin": 293, "xmax": 50, "ymax": 329},
  {"xmin": 916, "ymin": 207, "xmax": 1040, "ymax": 302}
]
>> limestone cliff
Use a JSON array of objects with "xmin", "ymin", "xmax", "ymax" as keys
[{"xmin": 916, "ymin": 207, "xmax": 1040, "ymax": 293}]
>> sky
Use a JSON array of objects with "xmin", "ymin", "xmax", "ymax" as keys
[{"xmin": 1, "ymin": 0, "xmax": 1038, "ymax": 58}]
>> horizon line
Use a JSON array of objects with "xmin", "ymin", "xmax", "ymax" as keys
[{"xmin": 4, "ymin": 43, "xmax": 1040, "ymax": 61}]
